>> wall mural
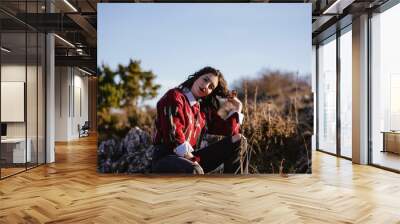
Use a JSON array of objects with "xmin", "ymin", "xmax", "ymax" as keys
[{"xmin": 97, "ymin": 3, "xmax": 313, "ymax": 175}]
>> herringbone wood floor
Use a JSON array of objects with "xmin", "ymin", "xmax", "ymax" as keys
[{"xmin": 1, "ymin": 135, "xmax": 400, "ymax": 223}]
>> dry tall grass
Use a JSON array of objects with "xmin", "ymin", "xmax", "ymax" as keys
[{"xmin": 236, "ymin": 71, "xmax": 313, "ymax": 173}]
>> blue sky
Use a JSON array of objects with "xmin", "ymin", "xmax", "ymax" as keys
[{"xmin": 98, "ymin": 3, "xmax": 311, "ymax": 106}]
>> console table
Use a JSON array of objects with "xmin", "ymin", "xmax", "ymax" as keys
[
  {"xmin": 381, "ymin": 131, "xmax": 400, "ymax": 154},
  {"xmin": 1, "ymin": 138, "xmax": 32, "ymax": 163}
]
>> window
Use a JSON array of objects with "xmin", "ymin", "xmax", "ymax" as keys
[
  {"xmin": 339, "ymin": 28, "xmax": 352, "ymax": 158},
  {"xmin": 371, "ymin": 3, "xmax": 400, "ymax": 171},
  {"xmin": 0, "ymin": 1, "xmax": 46, "ymax": 179},
  {"xmin": 317, "ymin": 35, "xmax": 337, "ymax": 154}
]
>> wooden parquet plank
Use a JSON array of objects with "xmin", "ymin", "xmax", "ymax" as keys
[{"xmin": 1, "ymin": 135, "xmax": 400, "ymax": 223}]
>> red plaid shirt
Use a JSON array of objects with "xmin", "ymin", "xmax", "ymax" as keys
[{"xmin": 153, "ymin": 88, "xmax": 242, "ymax": 156}]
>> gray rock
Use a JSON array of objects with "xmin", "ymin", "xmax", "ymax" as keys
[{"xmin": 98, "ymin": 127, "xmax": 154, "ymax": 173}]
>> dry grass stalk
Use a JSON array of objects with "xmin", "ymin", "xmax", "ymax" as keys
[{"xmin": 237, "ymin": 72, "xmax": 312, "ymax": 174}]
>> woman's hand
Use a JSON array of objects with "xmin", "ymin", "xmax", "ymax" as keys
[
  {"xmin": 184, "ymin": 152, "xmax": 204, "ymax": 174},
  {"xmin": 184, "ymin": 151, "xmax": 195, "ymax": 160},
  {"xmin": 193, "ymin": 161, "xmax": 204, "ymax": 175},
  {"xmin": 228, "ymin": 90, "xmax": 243, "ymax": 113}
]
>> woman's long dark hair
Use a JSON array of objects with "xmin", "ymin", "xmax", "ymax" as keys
[{"xmin": 178, "ymin": 66, "xmax": 229, "ymax": 109}]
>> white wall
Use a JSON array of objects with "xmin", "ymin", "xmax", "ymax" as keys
[
  {"xmin": 72, "ymin": 72, "xmax": 89, "ymax": 138},
  {"xmin": 1, "ymin": 65, "xmax": 37, "ymax": 138},
  {"xmin": 1, "ymin": 65, "xmax": 26, "ymax": 133},
  {"xmin": 55, "ymin": 66, "xmax": 69, "ymax": 141},
  {"xmin": 1, "ymin": 63, "xmax": 46, "ymax": 164},
  {"xmin": 55, "ymin": 67, "xmax": 89, "ymax": 141}
]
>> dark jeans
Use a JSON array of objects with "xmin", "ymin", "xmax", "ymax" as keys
[{"xmin": 151, "ymin": 136, "xmax": 243, "ymax": 174}]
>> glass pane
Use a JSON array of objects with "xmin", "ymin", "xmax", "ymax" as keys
[
  {"xmin": 318, "ymin": 36, "xmax": 337, "ymax": 154},
  {"xmin": 340, "ymin": 29, "xmax": 352, "ymax": 158},
  {"xmin": 26, "ymin": 0, "xmax": 39, "ymax": 169},
  {"xmin": 0, "ymin": 1, "xmax": 46, "ymax": 178},
  {"xmin": 371, "ymin": 3, "xmax": 400, "ymax": 171},
  {"xmin": 312, "ymin": 45, "xmax": 317, "ymax": 151},
  {"xmin": 1, "ymin": 30, "xmax": 27, "ymax": 177},
  {"xmin": 0, "ymin": 1, "xmax": 26, "ymax": 14},
  {"xmin": 27, "ymin": 31, "xmax": 38, "ymax": 169}
]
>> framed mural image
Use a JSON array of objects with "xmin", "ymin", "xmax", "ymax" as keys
[{"xmin": 97, "ymin": 3, "xmax": 312, "ymax": 175}]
